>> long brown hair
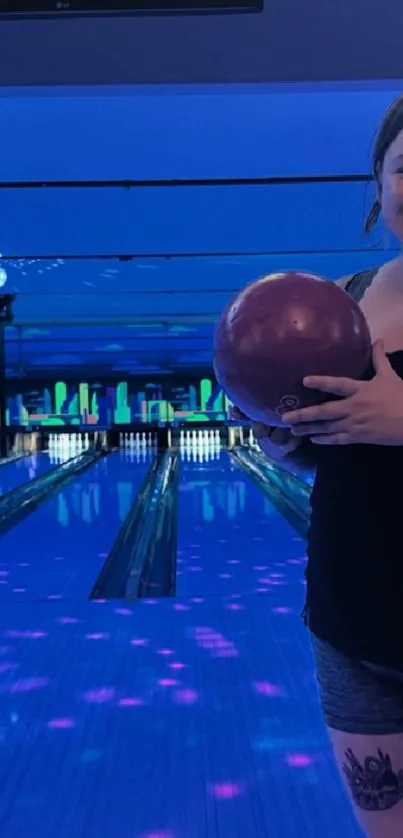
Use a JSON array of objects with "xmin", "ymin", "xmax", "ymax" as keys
[{"xmin": 365, "ymin": 95, "xmax": 403, "ymax": 234}]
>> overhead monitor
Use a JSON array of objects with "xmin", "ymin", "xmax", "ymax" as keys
[{"xmin": 0, "ymin": 0, "xmax": 263, "ymax": 15}]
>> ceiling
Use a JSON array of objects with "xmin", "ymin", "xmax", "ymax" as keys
[{"xmin": 0, "ymin": 81, "xmax": 400, "ymax": 379}]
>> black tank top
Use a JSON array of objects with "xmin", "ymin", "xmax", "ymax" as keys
[{"xmin": 306, "ymin": 267, "xmax": 403, "ymax": 665}]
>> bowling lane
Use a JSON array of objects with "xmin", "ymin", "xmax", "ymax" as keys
[
  {"xmin": 0, "ymin": 449, "xmax": 154, "ymax": 603},
  {"xmin": 176, "ymin": 446, "xmax": 306, "ymax": 601},
  {"xmin": 0, "ymin": 451, "xmax": 69, "ymax": 497},
  {"xmin": 0, "ymin": 447, "xmax": 358, "ymax": 838}
]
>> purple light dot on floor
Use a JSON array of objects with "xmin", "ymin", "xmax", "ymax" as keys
[
  {"xmin": 82, "ymin": 687, "xmax": 116, "ymax": 704},
  {"xmin": 85, "ymin": 633, "xmax": 109, "ymax": 640},
  {"xmin": 169, "ymin": 662, "xmax": 186, "ymax": 670},
  {"xmin": 130, "ymin": 638, "xmax": 148, "ymax": 647},
  {"xmin": 157, "ymin": 649, "xmax": 174, "ymax": 656},
  {"xmin": 227, "ymin": 560, "xmax": 240, "ymax": 565},
  {"xmin": 17, "ymin": 563, "xmax": 30, "ymax": 567},
  {"xmin": 188, "ymin": 567, "xmax": 202, "ymax": 573},
  {"xmin": 0, "ymin": 581, "xmax": 8, "ymax": 585},
  {"xmin": 253, "ymin": 681, "xmax": 284, "ymax": 697},
  {"xmin": 189, "ymin": 597, "xmax": 204, "ymax": 604},
  {"xmin": 226, "ymin": 603, "xmax": 245, "ymax": 611},
  {"xmin": 253, "ymin": 566, "xmax": 268, "ymax": 571},
  {"xmin": 209, "ymin": 783, "xmax": 242, "ymax": 800},
  {"xmin": 272, "ymin": 607, "xmax": 292, "ymax": 615},
  {"xmin": 218, "ymin": 574, "xmax": 232, "ymax": 580},
  {"xmin": 10, "ymin": 677, "xmax": 51, "ymax": 693},
  {"xmin": 173, "ymin": 688, "xmax": 199, "ymax": 705},
  {"xmin": 143, "ymin": 600, "xmax": 158, "ymax": 606},
  {"xmin": 93, "ymin": 599, "xmax": 107, "ymax": 604},
  {"xmin": 173, "ymin": 604, "xmax": 190, "ymax": 612},
  {"xmin": 47, "ymin": 595, "xmax": 63, "ymax": 600},
  {"xmin": 118, "ymin": 698, "xmax": 146, "ymax": 707},
  {"xmin": 141, "ymin": 832, "xmax": 175, "ymax": 838},
  {"xmin": 58, "ymin": 617, "xmax": 80, "ymax": 624},
  {"xmin": 114, "ymin": 608, "xmax": 133, "ymax": 616},
  {"xmin": 0, "ymin": 571, "xmax": 9, "ymax": 577},
  {"xmin": 47, "ymin": 718, "xmax": 75, "ymax": 729},
  {"xmin": 285, "ymin": 753, "xmax": 315, "ymax": 768},
  {"xmin": 52, "ymin": 557, "xmax": 65, "ymax": 562},
  {"xmin": 158, "ymin": 678, "xmax": 179, "ymax": 687},
  {"xmin": 6, "ymin": 630, "xmax": 47, "ymax": 639},
  {"xmin": 13, "ymin": 589, "xmax": 26, "ymax": 594},
  {"xmin": 254, "ymin": 588, "xmax": 269, "ymax": 594}
]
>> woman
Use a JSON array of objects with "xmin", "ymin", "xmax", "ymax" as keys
[{"xmin": 237, "ymin": 95, "xmax": 403, "ymax": 838}]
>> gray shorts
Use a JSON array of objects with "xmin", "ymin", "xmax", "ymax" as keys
[{"xmin": 310, "ymin": 633, "xmax": 403, "ymax": 735}]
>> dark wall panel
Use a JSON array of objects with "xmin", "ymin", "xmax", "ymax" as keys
[{"xmin": 0, "ymin": 0, "xmax": 402, "ymax": 85}]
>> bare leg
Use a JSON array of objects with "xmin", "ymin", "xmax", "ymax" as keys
[{"xmin": 328, "ymin": 729, "xmax": 403, "ymax": 837}]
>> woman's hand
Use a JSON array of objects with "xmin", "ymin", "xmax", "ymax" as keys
[
  {"xmin": 282, "ymin": 340, "xmax": 403, "ymax": 446},
  {"xmin": 230, "ymin": 406, "xmax": 300, "ymax": 460}
]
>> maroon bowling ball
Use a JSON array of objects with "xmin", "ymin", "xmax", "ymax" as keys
[{"xmin": 213, "ymin": 271, "xmax": 372, "ymax": 427}]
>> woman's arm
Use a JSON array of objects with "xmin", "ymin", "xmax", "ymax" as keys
[
  {"xmin": 243, "ymin": 417, "xmax": 317, "ymax": 477},
  {"xmin": 282, "ymin": 437, "xmax": 317, "ymax": 477}
]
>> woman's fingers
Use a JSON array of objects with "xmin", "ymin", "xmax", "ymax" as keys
[{"xmin": 256, "ymin": 427, "xmax": 300, "ymax": 460}]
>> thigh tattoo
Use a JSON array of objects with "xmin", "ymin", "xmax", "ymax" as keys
[{"xmin": 342, "ymin": 748, "xmax": 403, "ymax": 811}]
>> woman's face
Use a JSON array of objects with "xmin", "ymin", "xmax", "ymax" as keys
[{"xmin": 379, "ymin": 128, "xmax": 403, "ymax": 242}]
